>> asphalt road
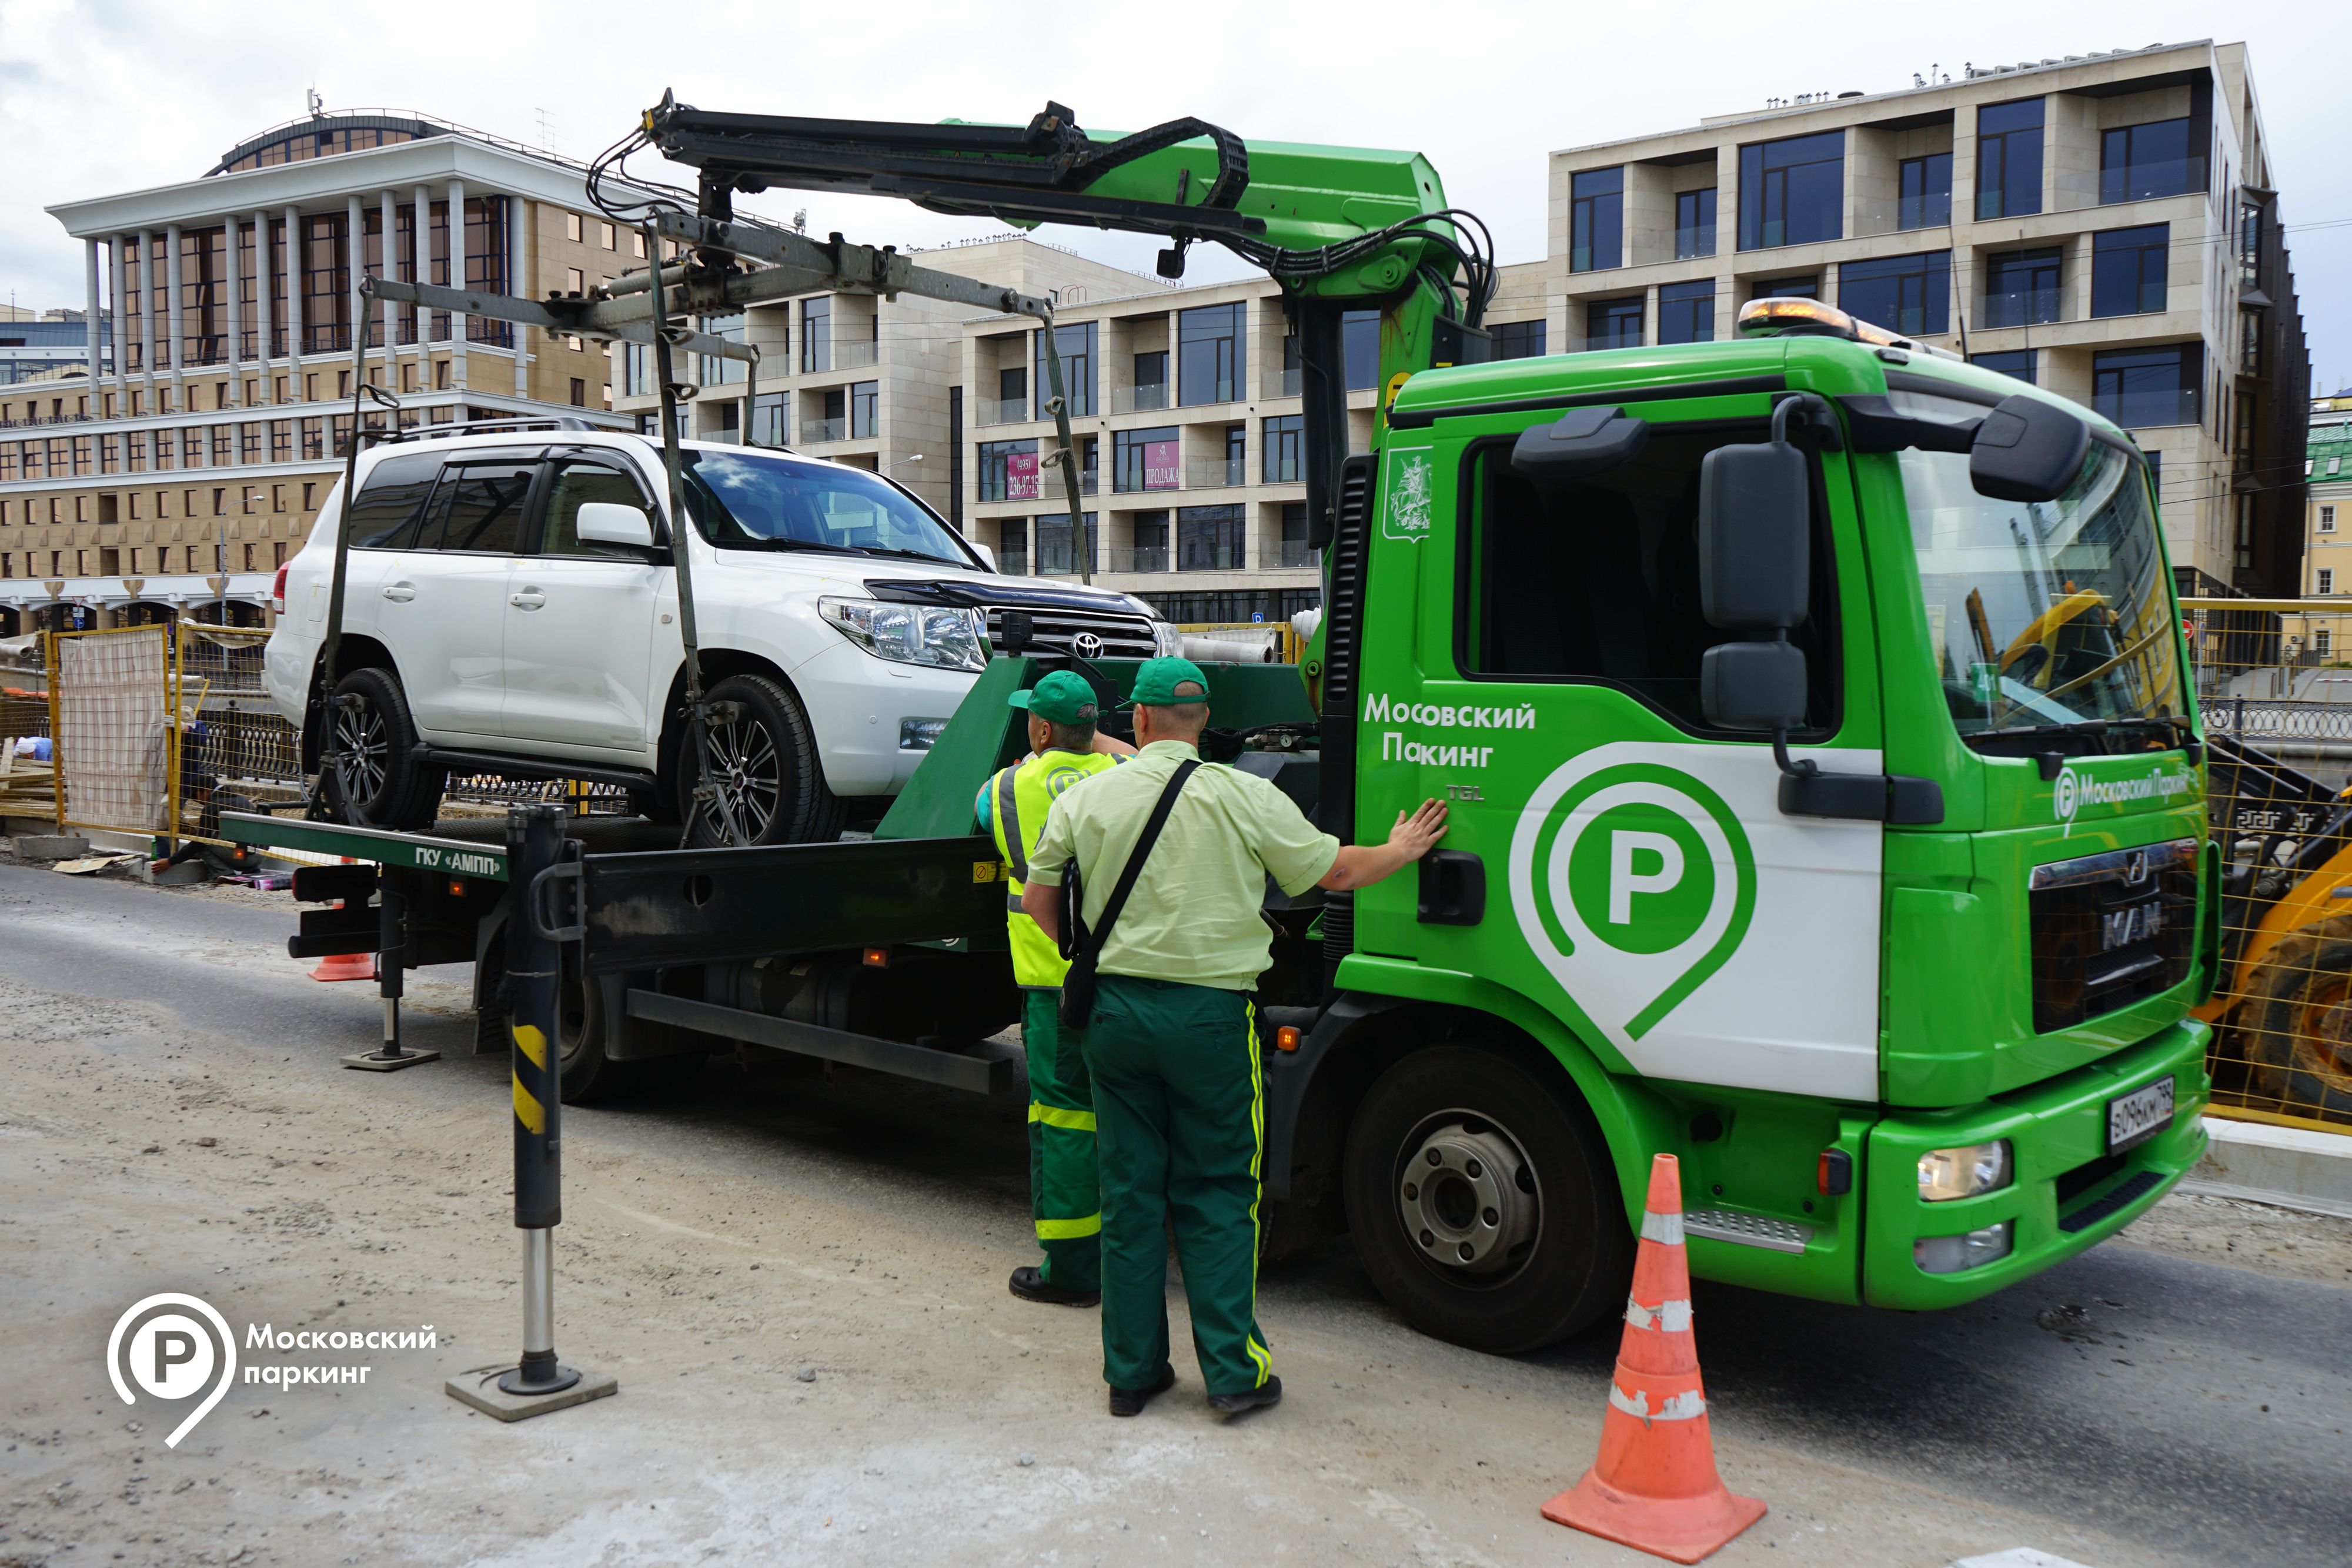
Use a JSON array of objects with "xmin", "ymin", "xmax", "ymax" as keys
[{"xmin": 2, "ymin": 859, "xmax": 2346, "ymax": 1567}]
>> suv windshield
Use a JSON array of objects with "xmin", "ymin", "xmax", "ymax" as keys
[
  {"xmin": 679, "ymin": 449, "xmax": 974, "ymax": 567},
  {"xmin": 1899, "ymin": 437, "xmax": 2184, "ymax": 754}
]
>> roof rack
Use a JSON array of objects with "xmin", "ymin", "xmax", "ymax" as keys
[{"xmin": 362, "ymin": 414, "xmax": 618, "ymax": 448}]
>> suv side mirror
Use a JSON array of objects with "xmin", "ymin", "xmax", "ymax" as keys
[
  {"xmin": 576, "ymin": 502, "xmax": 655, "ymax": 550},
  {"xmin": 1969, "ymin": 393, "xmax": 2090, "ymax": 503}
]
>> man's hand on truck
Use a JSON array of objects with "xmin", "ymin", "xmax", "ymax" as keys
[{"xmin": 1318, "ymin": 799, "xmax": 1450, "ymax": 891}]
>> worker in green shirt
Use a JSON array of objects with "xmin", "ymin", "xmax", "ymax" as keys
[
  {"xmin": 1024, "ymin": 657, "xmax": 1447, "ymax": 1417},
  {"xmin": 974, "ymin": 669, "xmax": 1133, "ymax": 1308}
]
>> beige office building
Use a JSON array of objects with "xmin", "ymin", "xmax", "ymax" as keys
[
  {"xmin": 1, "ymin": 109, "xmax": 646, "ymax": 635},
  {"xmin": 1546, "ymin": 39, "xmax": 2308, "ymax": 597}
]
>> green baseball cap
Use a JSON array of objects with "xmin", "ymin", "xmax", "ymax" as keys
[
  {"xmin": 1008, "ymin": 669, "xmax": 1100, "ymax": 726},
  {"xmin": 1128, "ymin": 656, "xmax": 1211, "ymax": 707}
]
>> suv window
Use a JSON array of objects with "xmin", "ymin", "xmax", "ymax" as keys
[
  {"xmin": 415, "ymin": 462, "xmax": 539, "ymax": 554},
  {"xmin": 1456, "ymin": 420, "xmax": 1841, "ymax": 733},
  {"xmin": 540, "ymin": 460, "xmax": 653, "ymax": 555},
  {"xmin": 344, "ymin": 452, "xmax": 443, "ymax": 549}
]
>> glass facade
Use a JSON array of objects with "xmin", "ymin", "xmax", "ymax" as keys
[
  {"xmin": 2091, "ymin": 225, "xmax": 2169, "ymax": 317},
  {"xmin": 1899, "ymin": 153, "xmax": 1953, "ymax": 229},
  {"xmin": 1342, "ymin": 310, "xmax": 1379, "ymax": 391},
  {"xmin": 1177, "ymin": 504, "xmax": 1245, "ymax": 570},
  {"xmin": 1658, "ymin": 280, "xmax": 1715, "ymax": 344},
  {"xmin": 1675, "ymin": 189, "xmax": 1717, "ymax": 259},
  {"xmin": 1489, "ymin": 319, "xmax": 1547, "ymax": 359},
  {"xmin": 1982, "ymin": 247, "xmax": 2062, "ymax": 327},
  {"xmin": 1178, "ymin": 303, "xmax": 1244, "ymax": 406},
  {"xmin": 2092, "ymin": 343, "xmax": 2201, "ymax": 427},
  {"xmin": 1128, "ymin": 510, "xmax": 1170, "ymax": 573},
  {"xmin": 1571, "ymin": 167, "xmax": 1624, "ymax": 272},
  {"xmin": 801, "ymin": 297, "xmax": 831, "ymax": 373},
  {"xmin": 1975, "ymin": 99, "xmax": 2044, "ymax": 220},
  {"xmin": 1750, "ymin": 276, "xmax": 1819, "ymax": 302},
  {"xmin": 1034, "ymin": 322, "xmax": 1095, "ymax": 417},
  {"xmin": 1738, "ymin": 131, "xmax": 1843, "ymax": 250},
  {"xmin": 1586, "ymin": 297, "xmax": 1643, "ymax": 350},
  {"xmin": 978, "ymin": 439, "xmax": 1038, "ymax": 502},
  {"xmin": 1969, "ymin": 349, "xmax": 2037, "ymax": 385},
  {"xmin": 1114, "ymin": 426, "xmax": 1180, "ymax": 492},
  {"xmin": 1838, "ymin": 250, "xmax": 1950, "ymax": 337},
  {"xmin": 849, "ymin": 380, "xmax": 878, "ymax": 439},
  {"xmin": 1034, "ymin": 511, "xmax": 1098, "ymax": 576},
  {"xmin": 1263, "ymin": 414, "xmax": 1301, "ymax": 483},
  {"xmin": 2101, "ymin": 118, "xmax": 2199, "ymax": 203}
]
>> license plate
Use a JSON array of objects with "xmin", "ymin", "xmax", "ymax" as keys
[{"xmin": 2107, "ymin": 1077, "xmax": 2176, "ymax": 1154}]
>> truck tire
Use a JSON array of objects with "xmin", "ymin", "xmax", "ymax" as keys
[
  {"xmin": 553, "ymin": 954, "xmax": 700, "ymax": 1104},
  {"xmin": 320, "ymin": 668, "xmax": 445, "ymax": 831},
  {"xmin": 680, "ymin": 674, "xmax": 846, "ymax": 847},
  {"xmin": 2239, "ymin": 917, "xmax": 2352, "ymax": 1118},
  {"xmin": 1343, "ymin": 1042, "xmax": 1631, "ymax": 1353}
]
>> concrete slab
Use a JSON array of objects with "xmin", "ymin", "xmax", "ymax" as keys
[
  {"xmin": 12, "ymin": 833, "xmax": 89, "ymax": 858},
  {"xmin": 445, "ymin": 1362, "xmax": 619, "ymax": 1422},
  {"xmin": 2186, "ymin": 1114, "xmax": 2352, "ymax": 1218},
  {"xmin": 1954, "ymin": 1551, "xmax": 2103, "ymax": 1568},
  {"xmin": 138, "ymin": 857, "xmax": 212, "ymax": 885}
]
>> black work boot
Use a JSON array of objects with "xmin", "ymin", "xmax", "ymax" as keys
[
  {"xmin": 1207, "ymin": 1375, "xmax": 1283, "ymax": 1418},
  {"xmin": 1008, "ymin": 1265, "xmax": 1100, "ymax": 1308},
  {"xmin": 1108, "ymin": 1365, "xmax": 1177, "ymax": 1417}
]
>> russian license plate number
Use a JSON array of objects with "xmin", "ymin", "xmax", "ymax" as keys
[{"xmin": 2107, "ymin": 1078, "xmax": 2176, "ymax": 1154}]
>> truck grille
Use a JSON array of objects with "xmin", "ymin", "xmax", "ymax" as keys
[
  {"xmin": 2027, "ymin": 838, "xmax": 2198, "ymax": 1034},
  {"xmin": 983, "ymin": 606, "xmax": 1158, "ymax": 660}
]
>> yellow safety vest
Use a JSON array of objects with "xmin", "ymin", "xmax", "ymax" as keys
[{"xmin": 984, "ymin": 748, "xmax": 1122, "ymax": 988}]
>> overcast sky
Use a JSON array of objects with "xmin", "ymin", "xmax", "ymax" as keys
[{"xmin": 2, "ymin": 0, "xmax": 2344, "ymax": 387}]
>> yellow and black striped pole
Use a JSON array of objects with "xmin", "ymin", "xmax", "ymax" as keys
[{"xmin": 499, "ymin": 803, "xmax": 579, "ymax": 1398}]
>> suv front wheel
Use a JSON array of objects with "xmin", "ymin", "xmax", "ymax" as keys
[
  {"xmin": 320, "ymin": 667, "xmax": 446, "ymax": 831},
  {"xmin": 679, "ymin": 674, "xmax": 846, "ymax": 846}
]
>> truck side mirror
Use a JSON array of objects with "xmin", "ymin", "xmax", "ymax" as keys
[
  {"xmin": 575, "ymin": 502, "xmax": 656, "ymax": 550},
  {"xmin": 1697, "ymin": 437, "xmax": 1809, "ymax": 633},
  {"xmin": 1969, "ymin": 393, "xmax": 2090, "ymax": 503},
  {"xmin": 1700, "ymin": 640, "xmax": 1808, "ymax": 732},
  {"xmin": 1510, "ymin": 404, "xmax": 1649, "ymax": 483}
]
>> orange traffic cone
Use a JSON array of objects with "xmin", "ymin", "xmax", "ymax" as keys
[
  {"xmin": 1542, "ymin": 1153, "xmax": 1765, "ymax": 1563},
  {"xmin": 310, "ymin": 950, "xmax": 376, "ymax": 982}
]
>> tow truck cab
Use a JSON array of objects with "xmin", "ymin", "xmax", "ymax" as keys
[{"xmin": 1262, "ymin": 320, "xmax": 2212, "ymax": 1342}]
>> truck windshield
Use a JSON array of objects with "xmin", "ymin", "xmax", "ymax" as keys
[
  {"xmin": 1899, "ymin": 439, "xmax": 2184, "ymax": 754},
  {"xmin": 679, "ymin": 449, "xmax": 974, "ymax": 567}
]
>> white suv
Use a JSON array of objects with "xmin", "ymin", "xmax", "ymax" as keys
[{"xmin": 265, "ymin": 421, "xmax": 1176, "ymax": 842}]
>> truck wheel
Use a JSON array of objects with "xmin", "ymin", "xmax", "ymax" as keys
[
  {"xmin": 554, "ymin": 953, "xmax": 700, "ymax": 1104},
  {"xmin": 680, "ymin": 674, "xmax": 846, "ymax": 847},
  {"xmin": 2240, "ymin": 917, "xmax": 2352, "ymax": 1117},
  {"xmin": 1343, "ymin": 1042, "xmax": 1631, "ymax": 1353},
  {"xmin": 320, "ymin": 668, "xmax": 445, "ymax": 831}
]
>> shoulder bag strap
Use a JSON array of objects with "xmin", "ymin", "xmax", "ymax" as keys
[{"xmin": 1080, "ymin": 759, "xmax": 1200, "ymax": 962}]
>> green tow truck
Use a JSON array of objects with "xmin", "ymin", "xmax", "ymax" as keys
[{"xmin": 235, "ymin": 101, "xmax": 2213, "ymax": 1353}]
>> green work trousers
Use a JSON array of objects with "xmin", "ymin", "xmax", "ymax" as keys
[
  {"xmin": 1024, "ymin": 989, "xmax": 1101, "ymax": 1292},
  {"xmin": 1082, "ymin": 974, "xmax": 1271, "ymax": 1396}
]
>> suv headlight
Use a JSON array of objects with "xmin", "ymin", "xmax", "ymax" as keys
[
  {"xmin": 1151, "ymin": 620, "xmax": 1182, "ymax": 658},
  {"xmin": 1917, "ymin": 1141, "xmax": 2012, "ymax": 1202},
  {"xmin": 818, "ymin": 596, "xmax": 987, "ymax": 673}
]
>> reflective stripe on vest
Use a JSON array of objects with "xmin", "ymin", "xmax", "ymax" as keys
[{"xmin": 988, "ymin": 748, "xmax": 1122, "ymax": 988}]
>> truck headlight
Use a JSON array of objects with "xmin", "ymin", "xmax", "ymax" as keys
[
  {"xmin": 1913, "ymin": 1221, "xmax": 2013, "ymax": 1275},
  {"xmin": 1151, "ymin": 620, "xmax": 1182, "ymax": 658},
  {"xmin": 818, "ymin": 597, "xmax": 987, "ymax": 673},
  {"xmin": 1917, "ymin": 1141, "xmax": 2011, "ymax": 1202}
]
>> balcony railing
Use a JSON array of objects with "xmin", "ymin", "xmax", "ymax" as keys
[
  {"xmin": 1974, "ymin": 289, "xmax": 2067, "ymax": 332},
  {"xmin": 1850, "ymin": 192, "xmax": 1952, "ymax": 237},
  {"xmin": 975, "ymin": 396, "xmax": 1032, "ymax": 427},
  {"xmin": 801, "ymin": 417, "xmax": 846, "ymax": 444},
  {"xmin": 1262, "ymin": 459, "xmax": 1302, "ymax": 486},
  {"xmin": 1673, "ymin": 224, "xmax": 1718, "ymax": 260},
  {"xmin": 1270, "ymin": 540, "xmax": 1314, "ymax": 569},
  {"xmin": 1263, "ymin": 367, "xmax": 1301, "ymax": 399},
  {"xmin": 1110, "ymin": 383, "xmax": 1169, "ymax": 413},
  {"xmin": 2100, "ymin": 157, "xmax": 2206, "ymax": 208},
  {"xmin": 1174, "ymin": 544, "xmax": 1248, "ymax": 571},
  {"xmin": 1107, "ymin": 546, "xmax": 1168, "ymax": 573},
  {"xmin": 833, "ymin": 341, "xmax": 880, "ymax": 370},
  {"xmin": 1185, "ymin": 457, "xmax": 1246, "ymax": 490},
  {"xmin": 2093, "ymin": 389, "xmax": 2200, "ymax": 429}
]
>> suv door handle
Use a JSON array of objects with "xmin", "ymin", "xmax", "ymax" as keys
[
  {"xmin": 381, "ymin": 583, "xmax": 415, "ymax": 603},
  {"xmin": 510, "ymin": 589, "xmax": 546, "ymax": 610}
]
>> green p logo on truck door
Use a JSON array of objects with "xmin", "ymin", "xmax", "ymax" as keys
[{"xmin": 1506, "ymin": 741, "xmax": 1883, "ymax": 1099}]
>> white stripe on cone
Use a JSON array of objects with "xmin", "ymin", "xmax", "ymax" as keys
[
  {"xmin": 1623, "ymin": 1295, "xmax": 1693, "ymax": 1333},
  {"xmin": 1608, "ymin": 1384, "xmax": 1708, "ymax": 1422},
  {"xmin": 1639, "ymin": 1210, "xmax": 1685, "ymax": 1245}
]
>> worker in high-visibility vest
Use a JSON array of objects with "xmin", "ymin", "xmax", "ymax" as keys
[{"xmin": 975, "ymin": 669, "xmax": 1133, "ymax": 1306}]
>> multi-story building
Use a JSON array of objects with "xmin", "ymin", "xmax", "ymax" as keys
[
  {"xmin": 953, "ymin": 259, "xmax": 1546, "ymax": 625},
  {"xmin": 1547, "ymin": 39, "xmax": 2309, "ymax": 598},
  {"xmin": 2296, "ymin": 404, "xmax": 2352, "ymax": 650},
  {"xmin": 1, "ymin": 308, "xmax": 111, "ymax": 385},
  {"xmin": 1, "ymin": 108, "xmax": 644, "ymax": 637}
]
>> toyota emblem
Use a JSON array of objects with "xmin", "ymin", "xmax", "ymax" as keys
[{"xmin": 1072, "ymin": 632, "xmax": 1104, "ymax": 658}]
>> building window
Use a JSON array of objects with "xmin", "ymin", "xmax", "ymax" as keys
[
  {"xmin": 1279, "ymin": 502, "xmax": 1309, "ymax": 568},
  {"xmin": 2101, "ymin": 118, "xmax": 2199, "ymax": 204},
  {"xmin": 564, "ymin": 213, "xmax": 583, "ymax": 243},
  {"xmin": 1570, "ymin": 168, "xmax": 1624, "ymax": 272},
  {"xmin": 465, "ymin": 198, "xmax": 512, "ymax": 346},
  {"xmin": 1128, "ymin": 510, "xmax": 1170, "ymax": 573},
  {"xmin": 1974, "ymin": 99, "xmax": 2044, "ymax": 220},
  {"xmin": 2320, "ymin": 628, "xmax": 2334, "ymax": 657},
  {"xmin": 1131, "ymin": 350, "xmax": 1168, "ymax": 407},
  {"xmin": 1897, "ymin": 153, "xmax": 1952, "ymax": 230},
  {"xmin": 1969, "ymin": 349, "xmax": 2037, "ymax": 385},
  {"xmin": 599, "ymin": 221, "xmax": 616, "ymax": 250},
  {"xmin": 801, "ymin": 297, "xmax": 831, "ymax": 373},
  {"xmin": 699, "ymin": 314, "xmax": 747, "ymax": 386},
  {"xmin": 1750, "ymin": 276, "xmax": 1818, "ymax": 302},
  {"xmin": 1034, "ymin": 322, "xmax": 1095, "ymax": 418},
  {"xmin": 979, "ymin": 439, "xmax": 1040, "ymax": 502},
  {"xmin": 1177, "ymin": 302, "xmax": 1244, "ymax": 406},
  {"xmin": 751, "ymin": 391, "xmax": 786, "ymax": 448},
  {"xmin": 2091, "ymin": 225, "xmax": 2169, "ymax": 318},
  {"xmin": 2320, "ymin": 569, "xmax": 2334, "ymax": 596},
  {"xmin": 1263, "ymin": 414, "xmax": 1302, "ymax": 483},
  {"xmin": 1341, "ymin": 310, "xmax": 1379, "ymax": 392},
  {"xmin": 2091, "ymin": 343, "xmax": 2201, "ymax": 429},
  {"xmin": 2322, "ymin": 504, "xmax": 2337, "ymax": 534},
  {"xmin": 1034, "ymin": 511, "xmax": 1097, "ymax": 576},
  {"xmin": 1177, "ymin": 504, "xmax": 1245, "ymax": 570},
  {"xmin": 849, "ymin": 380, "xmax": 878, "ymax": 439},
  {"xmin": 569, "ymin": 378, "xmax": 587, "ymax": 407},
  {"xmin": 1738, "ymin": 131, "xmax": 1843, "ymax": 250},
  {"xmin": 1658, "ymin": 280, "xmax": 1715, "ymax": 345},
  {"xmin": 995, "ymin": 517, "xmax": 1027, "ymax": 574},
  {"xmin": 1114, "ymin": 426, "xmax": 1179, "ymax": 493},
  {"xmin": 1982, "ymin": 247, "xmax": 2062, "ymax": 328},
  {"xmin": 1489, "ymin": 320, "xmax": 1548, "ymax": 360},
  {"xmin": 995, "ymin": 363, "xmax": 1028, "ymax": 420},
  {"xmin": 1585, "ymin": 297, "xmax": 1643, "ymax": 352},
  {"xmin": 1838, "ymin": 250, "xmax": 1949, "ymax": 337},
  {"xmin": 1674, "ymin": 189, "xmax": 1717, "ymax": 260}
]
